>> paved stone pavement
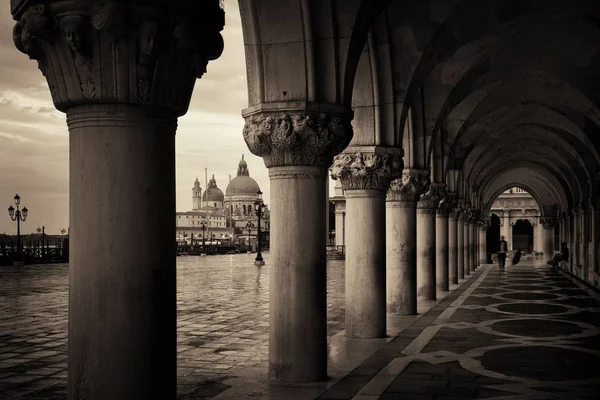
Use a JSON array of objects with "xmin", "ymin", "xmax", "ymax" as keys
[
  {"xmin": 317, "ymin": 261, "xmax": 600, "ymax": 399},
  {"xmin": 1, "ymin": 257, "xmax": 599, "ymax": 399}
]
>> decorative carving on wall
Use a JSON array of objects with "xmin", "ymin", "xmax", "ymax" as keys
[
  {"xmin": 243, "ymin": 111, "xmax": 353, "ymax": 168},
  {"xmin": 330, "ymin": 151, "xmax": 404, "ymax": 191},
  {"xmin": 11, "ymin": 0, "xmax": 225, "ymax": 115},
  {"xmin": 387, "ymin": 170, "xmax": 430, "ymax": 203}
]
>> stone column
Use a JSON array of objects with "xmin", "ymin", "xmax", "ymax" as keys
[
  {"xmin": 574, "ymin": 206, "xmax": 582, "ymax": 270},
  {"xmin": 387, "ymin": 170, "xmax": 429, "ymax": 315},
  {"xmin": 331, "ymin": 149, "xmax": 403, "ymax": 338},
  {"xmin": 567, "ymin": 212, "xmax": 574, "ymax": 271},
  {"xmin": 416, "ymin": 183, "xmax": 444, "ymax": 300},
  {"xmin": 590, "ymin": 200, "xmax": 598, "ymax": 275},
  {"xmin": 457, "ymin": 211, "xmax": 465, "ymax": 280},
  {"xmin": 11, "ymin": 2, "xmax": 225, "ymax": 398},
  {"xmin": 479, "ymin": 221, "xmax": 488, "ymax": 265},
  {"xmin": 462, "ymin": 210, "xmax": 471, "ymax": 276},
  {"xmin": 448, "ymin": 207, "xmax": 460, "ymax": 284},
  {"xmin": 541, "ymin": 218, "xmax": 556, "ymax": 262},
  {"xmin": 469, "ymin": 219, "xmax": 476, "ymax": 272},
  {"xmin": 334, "ymin": 209, "xmax": 346, "ymax": 246},
  {"xmin": 436, "ymin": 192, "xmax": 453, "ymax": 291},
  {"xmin": 243, "ymin": 107, "xmax": 353, "ymax": 382}
]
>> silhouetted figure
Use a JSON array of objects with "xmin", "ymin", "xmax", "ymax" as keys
[
  {"xmin": 498, "ymin": 236, "xmax": 508, "ymax": 271},
  {"xmin": 548, "ymin": 242, "xmax": 569, "ymax": 271}
]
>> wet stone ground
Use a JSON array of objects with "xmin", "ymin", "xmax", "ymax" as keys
[
  {"xmin": 0, "ymin": 254, "xmax": 344, "ymax": 399},
  {"xmin": 2, "ymin": 257, "xmax": 600, "ymax": 399}
]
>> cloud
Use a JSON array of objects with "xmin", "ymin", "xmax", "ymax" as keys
[{"xmin": 0, "ymin": 1, "xmax": 272, "ymax": 235}]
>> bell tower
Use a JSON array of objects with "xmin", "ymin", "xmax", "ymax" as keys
[{"xmin": 192, "ymin": 177, "xmax": 202, "ymax": 211}]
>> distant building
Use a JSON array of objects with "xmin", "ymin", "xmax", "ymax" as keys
[
  {"xmin": 489, "ymin": 187, "xmax": 550, "ymax": 253},
  {"xmin": 176, "ymin": 155, "xmax": 270, "ymax": 247}
]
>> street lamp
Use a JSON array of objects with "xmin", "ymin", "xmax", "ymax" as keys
[
  {"xmin": 254, "ymin": 190, "xmax": 267, "ymax": 266},
  {"xmin": 8, "ymin": 194, "xmax": 28, "ymax": 265},
  {"xmin": 329, "ymin": 229, "xmax": 335, "ymax": 245},
  {"xmin": 200, "ymin": 216, "xmax": 207, "ymax": 253},
  {"xmin": 246, "ymin": 220, "xmax": 254, "ymax": 254}
]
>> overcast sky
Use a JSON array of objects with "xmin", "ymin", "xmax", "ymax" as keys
[{"xmin": 0, "ymin": 1, "xmax": 338, "ymax": 235}]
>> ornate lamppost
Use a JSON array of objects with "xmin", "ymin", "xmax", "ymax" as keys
[
  {"xmin": 254, "ymin": 191, "xmax": 266, "ymax": 266},
  {"xmin": 8, "ymin": 194, "xmax": 28, "ymax": 265},
  {"xmin": 246, "ymin": 220, "xmax": 254, "ymax": 253},
  {"xmin": 200, "ymin": 216, "xmax": 207, "ymax": 254},
  {"xmin": 36, "ymin": 226, "xmax": 45, "ymax": 261}
]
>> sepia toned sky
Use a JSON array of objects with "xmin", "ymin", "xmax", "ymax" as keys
[{"xmin": 0, "ymin": 1, "xmax": 338, "ymax": 235}]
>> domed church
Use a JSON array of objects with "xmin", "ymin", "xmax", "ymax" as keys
[
  {"xmin": 225, "ymin": 155, "xmax": 262, "ymax": 217},
  {"xmin": 176, "ymin": 155, "xmax": 269, "ymax": 248}
]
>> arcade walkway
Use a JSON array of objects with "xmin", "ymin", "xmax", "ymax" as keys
[{"xmin": 0, "ymin": 258, "xmax": 599, "ymax": 399}]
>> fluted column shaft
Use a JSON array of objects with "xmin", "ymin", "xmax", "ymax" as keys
[
  {"xmin": 331, "ymin": 149, "xmax": 403, "ymax": 339},
  {"xmin": 387, "ymin": 171, "xmax": 429, "ymax": 315}
]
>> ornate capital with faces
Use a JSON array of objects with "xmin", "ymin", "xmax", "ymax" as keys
[
  {"xmin": 387, "ymin": 169, "xmax": 430, "ymax": 203},
  {"xmin": 417, "ymin": 183, "xmax": 445, "ymax": 210},
  {"xmin": 242, "ymin": 106, "xmax": 354, "ymax": 169},
  {"xmin": 12, "ymin": 0, "xmax": 225, "ymax": 115},
  {"xmin": 330, "ymin": 148, "xmax": 404, "ymax": 191}
]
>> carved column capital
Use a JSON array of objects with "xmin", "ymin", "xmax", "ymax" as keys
[
  {"xmin": 387, "ymin": 169, "xmax": 429, "ymax": 203},
  {"xmin": 417, "ymin": 183, "xmax": 445, "ymax": 210},
  {"xmin": 540, "ymin": 217, "xmax": 558, "ymax": 229},
  {"xmin": 242, "ymin": 104, "xmax": 353, "ymax": 168},
  {"xmin": 478, "ymin": 217, "xmax": 490, "ymax": 231},
  {"xmin": 330, "ymin": 148, "xmax": 404, "ymax": 191},
  {"xmin": 12, "ymin": 0, "xmax": 225, "ymax": 115},
  {"xmin": 449, "ymin": 197, "xmax": 465, "ymax": 219},
  {"xmin": 436, "ymin": 188, "xmax": 456, "ymax": 216}
]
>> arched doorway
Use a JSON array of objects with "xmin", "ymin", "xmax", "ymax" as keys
[
  {"xmin": 486, "ymin": 214, "xmax": 501, "ymax": 254},
  {"xmin": 513, "ymin": 219, "xmax": 534, "ymax": 252}
]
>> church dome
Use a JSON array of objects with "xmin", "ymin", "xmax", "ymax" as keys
[
  {"xmin": 202, "ymin": 175, "xmax": 224, "ymax": 202},
  {"xmin": 226, "ymin": 155, "xmax": 261, "ymax": 196}
]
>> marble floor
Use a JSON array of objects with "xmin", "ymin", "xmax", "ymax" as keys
[{"xmin": 0, "ymin": 256, "xmax": 598, "ymax": 399}]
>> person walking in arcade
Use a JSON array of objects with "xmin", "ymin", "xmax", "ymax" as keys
[{"xmin": 498, "ymin": 236, "xmax": 508, "ymax": 271}]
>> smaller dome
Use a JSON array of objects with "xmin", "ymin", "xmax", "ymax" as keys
[{"xmin": 202, "ymin": 175, "xmax": 224, "ymax": 202}]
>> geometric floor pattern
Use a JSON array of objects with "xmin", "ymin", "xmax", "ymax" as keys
[
  {"xmin": 1, "ymin": 257, "xmax": 599, "ymax": 399},
  {"xmin": 318, "ymin": 261, "xmax": 600, "ymax": 399}
]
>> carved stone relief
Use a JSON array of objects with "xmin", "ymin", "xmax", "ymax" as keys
[{"xmin": 330, "ymin": 150, "xmax": 404, "ymax": 191}]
